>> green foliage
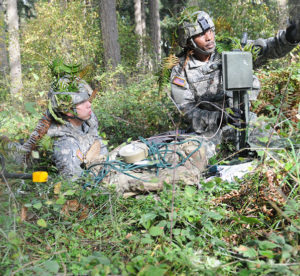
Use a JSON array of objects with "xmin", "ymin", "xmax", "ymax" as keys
[
  {"xmin": 0, "ymin": 105, "xmax": 39, "ymax": 140},
  {"xmin": 21, "ymin": 0, "xmax": 102, "ymax": 101},
  {"xmin": 49, "ymin": 58, "xmax": 82, "ymax": 81},
  {"xmin": 254, "ymin": 60, "xmax": 300, "ymax": 118},
  {"xmin": 117, "ymin": 15, "xmax": 140, "ymax": 69},
  {"xmin": 93, "ymin": 70, "xmax": 178, "ymax": 146},
  {"xmin": 1, "ymin": 171, "xmax": 299, "ymax": 275},
  {"xmin": 195, "ymin": 0, "xmax": 280, "ymax": 39},
  {"xmin": 215, "ymin": 34, "xmax": 261, "ymax": 61},
  {"xmin": 160, "ymin": 0, "xmax": 281, "ymax": 57},
  {"xmin": 1, "ymin": 1, "xmax": 299, "ymax": 275},
  {"xmin": 157, "ymin": 54, "xmax": 179, "ymax": 94}
]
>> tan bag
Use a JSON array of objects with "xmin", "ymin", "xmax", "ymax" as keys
[{"xmin": 85, "ymin": 140, "xmax": 106, "ymax": 170}]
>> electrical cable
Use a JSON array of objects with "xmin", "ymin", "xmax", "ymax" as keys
[{"xmin": 82, "ymin": 136, "xmax": 203, "ymax": 188}]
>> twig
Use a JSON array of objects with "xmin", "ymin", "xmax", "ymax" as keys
[
  {"xmin": 109, "ymin": 194, "xmax": 114, "ymax": 222},
  {"xmin": 263, "ymin": 150, "xmax": 298, "ymax": 183},
  {"xmin": 274, "ymin": 114, "xmax": 298, "ymax": 128},
  {"xmin": 59, "ymin": 254, "xmax": 67, "ymax": 276},
  {"xmin": 11, "ymin": 259, "xmax": 40, "ymax": 276},
  {"xmin": 267, "ymin": 200, "xmax": 300, "ymax": 231},
  {"xmin": 109, "ymin": 114, "xmax": 138, "ymax": 126},
  {"xmin": 170, "ymin": 127, "xmax": 179, "ymax": 243},
  {"xmin": 0, "ymin": 171, "xmax": 19, "ymax": 226},
  {"xmin": 11, "ymin": 250, "xmax": 67, "ymax": 275},
  {"xmin": 219, "ymin": 260, "xmax": 239, "ymax": 268}
]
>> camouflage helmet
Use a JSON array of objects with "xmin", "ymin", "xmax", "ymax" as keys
[
  {"xmin": 178, "ymin": 11, "xmax": 215, "ymax": 48},
  {"xmin": 48, "ymin": 75, "xmax": 93, "ymax": 123}
]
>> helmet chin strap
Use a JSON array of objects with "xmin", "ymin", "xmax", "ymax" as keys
[
  {"xmin": 60, "ymin": 108, "xmax": 87, "ymax": 123},
  {"xmin": 191, "ymin": 38, "xmax": 216, "ymax": 56},
  {"xmin": 68, "ymin": 114, "xmax": 86, "ymax": 122}
]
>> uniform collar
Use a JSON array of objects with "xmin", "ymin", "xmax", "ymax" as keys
[{"xmin": 188, "ymin": 51, "xmax": 218, "ymax": 69}]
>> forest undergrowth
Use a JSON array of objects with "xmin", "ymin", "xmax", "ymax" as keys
[{"xmin": 0, "ymin": 59, "xmax": 299, "ymax": 275}]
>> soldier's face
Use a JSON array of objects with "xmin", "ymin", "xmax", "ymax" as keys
[
  {"xmin": 193, "ymin": 29, "xmax": 215, "ymax": 51},
  {"xmin": 76, "ymin": 100, "xmax": 92, "ymax": 121}
]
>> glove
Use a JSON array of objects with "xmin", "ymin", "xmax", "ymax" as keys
[{"xmin": 286, "ymin": 19, "xmax": 300, "ymax": 43}]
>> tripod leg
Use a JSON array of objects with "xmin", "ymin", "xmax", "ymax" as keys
[
  {"xmin": 233, "ymin": 92, "xmax": 240, "ymax": 150},
  {"xmin": 240, "ymin": 90, "xmax": 249, "ymax": 149}
]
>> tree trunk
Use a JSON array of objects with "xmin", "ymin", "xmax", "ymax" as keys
[
  {"xmin": 288, "ymin": 0, "xmax": 300, "ymax": 22},
  {"xmin": 277, "ymin": 0, "xmax": 288, "ymax": 29},
  {"xmin": 0, "ymin": 0, "xmax": 8, "ymax": 77},
  {"xmin": 60, "ymin": 0, "xmax": 67, "ymax": 9},
  {"xmin": 173, "ymin": 0, "xmax": 180, "ymax": 14},
  {"xmin": 188, "ymin": 0, "xmax": 199, "ymax": 8},
  {"xmin": 134, "ymin": 0, "xmax": 143, "ymax": 36},
  {"xmin": 6, "ymin": 0, "xmax": 23, "ymax": 96},
  {"xmin": 99, "ymin": 0, "xmax": 122, "ymax": 69},
  {"xmin": 149, "ymin": 0, "xmax": 161, "ymax": 66},
  {"xmin": 134, "ymin": 0, "xmax": 145, "ymax": 68},
  {"xmin": 141, "ymin": 0, "xmax": 146, "ymax": 36}
]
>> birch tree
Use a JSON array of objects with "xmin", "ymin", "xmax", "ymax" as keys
[{"xmin": 6, "ymin": 0, "xmax": 23, "ymax": 96}]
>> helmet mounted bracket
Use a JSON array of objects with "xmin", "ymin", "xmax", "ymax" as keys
[{"xmin": 198, "ymin": 17, "xmax": 210, "ymax": 33}]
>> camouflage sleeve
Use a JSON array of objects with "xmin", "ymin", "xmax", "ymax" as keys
[
  {"xmin": 52, "ymin": 136, "xmax": 83, "ymax": 178},
  {"xmin": 170, "ymin": 63, "xmax": 221, "ymax": 134},
  {"xmin": 253, "ymin": 30, "xmax": 298, "ymax": 68},
  {"xmin": 170, "ymin": 63, "xmax": 196, "ymax": 119}
]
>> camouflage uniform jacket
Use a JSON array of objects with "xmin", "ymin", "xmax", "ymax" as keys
[
  {"xmin": 171, "ymin": 30, "xmax": 297, "ymax": 139},
  {"xmin": 47, "ymin": 112, "xmax": 108, "ymax": 178}
]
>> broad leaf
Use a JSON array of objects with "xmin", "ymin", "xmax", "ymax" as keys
[
  {"xmin": 37, "ymin": 219, "xmax": 47, "ymax": 228},
  {"xmin": 149, "ymin": 226, "xmax": 163, "ymax": 236},
  {"xmin": 258, "ymin": 240, "xmax": 278, "ymax": 250},
  {"xmin": 235, "ymin": 245, "xmax": 257, "ymax": 258},
  {"xmin": 44, "ymin": 260, "xmax": 59, "ymax": 273}
]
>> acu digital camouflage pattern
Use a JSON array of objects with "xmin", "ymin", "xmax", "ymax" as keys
[
  {"xmin": 98, "ymin": 138, "xmax": 208, "ymax": 197},
  {"xmin": 178, "ymin": 11, "xmax": 215, "ymax": 48},
  {"xmin": 171, "ymin": 29, "xmax": 298, "ymax": 153},
  {"xmin": 47, "ymin": 112, "xmax": 108, "ymax": 178}
]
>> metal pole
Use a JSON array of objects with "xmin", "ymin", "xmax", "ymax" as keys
[{"xmin": 233, "ymin": 91, "xmax": 240, "ymax": 150}]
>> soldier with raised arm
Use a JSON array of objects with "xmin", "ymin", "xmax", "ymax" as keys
[{"xmin": 171, "ymin": 11, "xmax": 299, "ymax": 156}]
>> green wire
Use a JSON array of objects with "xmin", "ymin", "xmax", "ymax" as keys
[{"xmin": 83, "ymin": 136, "xmax": 203, "ymax": 188}]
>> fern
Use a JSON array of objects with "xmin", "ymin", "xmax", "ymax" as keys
[
  {"xmin": 157, "ymin": 55, "xmax": 180, "ymax": 94},
  {"xmin": 215, "ymin": 34, "xmax": 260, "ymax": 61},
  {"xmin": 49, "ymin": 58, "xmax": 81, "ymax": 79}
]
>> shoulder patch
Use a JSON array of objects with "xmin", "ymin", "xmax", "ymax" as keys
[
  {"xmin": 172, "ymin": 76, "xmax": 186, "ymax": 87},
  {"xmin": 76, "ymin": 149, "xmax": 84, "ymax": 162}
]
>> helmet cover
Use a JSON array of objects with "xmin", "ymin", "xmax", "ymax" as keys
[
  {"xmin": 179, "ymin": 11, "xmax": 215, "ymax": 48},
  {"xmin": 48, "ymin": 76, "xmax": 92, "ymax": 121}
]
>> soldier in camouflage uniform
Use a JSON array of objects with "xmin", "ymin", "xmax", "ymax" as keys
[
  {"xmin": 171, "ymin": 11, "xmax": 299, "ymax": 156},
  {"xmin": 47, "ymin": 76, "xmax": 108, "ymax": 178}
]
